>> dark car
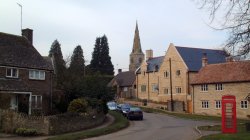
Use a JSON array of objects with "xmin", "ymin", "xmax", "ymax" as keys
[
  {"xmin": 116, "ymin": 104, "xmax": 131, "ymax": 116},
  {"xmin": 126, "ymin": 107, "xmax": 143, "ymax": 120}
]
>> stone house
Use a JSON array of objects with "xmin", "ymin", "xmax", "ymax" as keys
[
  {"xmin": 108, "ymin": 70, "xmax": 136, "ymax": 98},
  {"xmin": 191, "ymin": 61, "xmax": 250, "ymax": 119},
  {"xmin": 0, "ymin": 29, "xmax": 53, "ymax": 115},
  {"xmin": 136, "ymin": 43, "xmax": 227, "ymax": 112}
]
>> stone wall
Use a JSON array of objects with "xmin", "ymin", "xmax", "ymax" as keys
[{"xmin": 0, "ymin": 110, "xmax": 105, "ymax": 135}]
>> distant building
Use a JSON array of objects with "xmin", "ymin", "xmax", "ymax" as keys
[
  {"xmin": 191, "ymin": 61, "xmax": 250, "ymax": 119},
  {"xmin": 136, "ymin": 43, "xmax": 227, "ymax": 112},
  {"xmin": 0, "ymin": 29, "xmax": 53, "ymax": 115},
  {"xmin": 109, "ymin": 22, "xmax": 144, "ymax": 98}
]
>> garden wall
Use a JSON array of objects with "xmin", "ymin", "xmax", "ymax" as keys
[{"xmin": 0, "ymin": 110, "xmax": 105, "ymax": 135}]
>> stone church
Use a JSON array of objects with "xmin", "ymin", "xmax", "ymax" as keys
[{"xmin": 108, "ymin": 22, "xmax": 144, "ymax": 98}]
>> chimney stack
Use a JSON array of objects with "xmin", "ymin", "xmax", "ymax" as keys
[
  {"xmin": 118, "ymin": 69, "xmax": 122, "ymax": 74},
  {"xmin": 202, "ymin": 53, "xmax": 208, "ymax": 67},
  {"xmin": 226, "ymin": 56, "xmax": 234, "ymax": 62},
  {"xmin": 22, "ymin": 28, "xmax": 33, "ymax": 45},
  {"xmin": 146, "ymin": 49, "xmax": 153, "ymax": 60}
]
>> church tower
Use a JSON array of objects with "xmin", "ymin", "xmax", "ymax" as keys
[{"xmin": 129, "ymin": 22, "xmax": 145, "ymax": 71}]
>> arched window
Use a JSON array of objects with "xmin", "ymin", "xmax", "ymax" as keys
[{"xmin": 130, "ymin": 58, "xmax": 134, "ymax": 63}]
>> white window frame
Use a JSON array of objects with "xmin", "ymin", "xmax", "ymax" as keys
[
  {"xmin": 31, "ymin": 95, "xmax": 42, "ymax": 109},
  {"xmin": 215, "ymin": 100, "xmax": 221, "ymax": 109},
  {"xmin": 6, "ymin": 67, "xmax": 19, "ymax": 78},
  {"xmin": 176, "ymin": 87, "xmax": 182, "ymax": 94},
  {"xmin": 29, "ymin": 70, "xmax": 45, "ymax": 80},
  {"xmin": 201, "ymin": 84, "xmax": 208, "ymax": 92},
  {"xmin": 240, "ymin": 100, "xmax": 248, "ymax": 109},
  {"xmin": 202, "ymin": 100, "xmax": 209, "ymax": 109},
  {"xmin": 152, "ymin": 84, "xmax": 158, "ymax": 92},
  {"xmin": 215, "ymin": 83, "xmax": 223, "ymax": 91}
]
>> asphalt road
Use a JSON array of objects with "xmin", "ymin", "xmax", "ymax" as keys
[{"xmin": 86, "ymin": 112, "xmax": 219, "ymax": 140}]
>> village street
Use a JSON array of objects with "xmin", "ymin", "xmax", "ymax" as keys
[{"xmin": 86, "ymin": 112, "xmax": 219, "ymax": 140}]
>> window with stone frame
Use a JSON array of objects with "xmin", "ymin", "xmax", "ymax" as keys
[
  {"xmin": 164, "ymin": 71, "xmax": 169, "ymax": 78},
  {"xmin": 201, "ymin": 84, "xmax": 208, "ymax": 91},
  {"xmin": 176, "ymin": 87, "xmax": 182, "ymax": 93},
  {"xmin": 163, "ymin": 88, "xmax": 169, "ymax": 94},
  {"xmin": 215, "ymin": 100, "xmax": 221, "ymax": 109},
  {"xmin": 176, "ymin": 70, "xmax": 181, "ymax": 76},
  {"xmin": 141, "ymin": 85, "xmax": 146, "ymax": 92},
  {"xmin": 215, "ymin": 83, "xmax": 223, "ymax": 91},
  {"xmin": 6, "ymin": 67, "xmax": 18, "ymax": 78},
  {"xmin": 152, "ymin": 84, "xmax": 158, "ymax": 92},
  {"xmin": 240, "ymin": 100, "xmax": 248, "ymax": 109},
  {"xmin": 201, "ymin": 100, "xmax": 209, "ymax": 108}
]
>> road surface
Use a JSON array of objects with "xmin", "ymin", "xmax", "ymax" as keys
[{"xmin": 86, "ymin": 112, "xmax": 219, "ymax": 140}]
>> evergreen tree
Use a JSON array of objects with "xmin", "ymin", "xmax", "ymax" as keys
[
  {"xmin": 49, "ymin": 40, "xmax": 66, "ymax": 88},
  {"xmin": 69, "ymin": 45, "xmax": 85, "ymax": 77},
  {"xmin": 89, "ymin": 35, "xmax": 114, "ymax": 75},
  {"xmin": 89, "ymin": 37, "xmax": 101, "ymax": 73},
  {"xmin": 100, "ymin": 35, "xmax": 114, "ymax": 75}
]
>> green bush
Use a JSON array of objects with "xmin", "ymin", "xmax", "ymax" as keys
[
  {"xmin": 68, "ymin": 98, "xmax": 88, "ymax": 113},
  {"xmin": 15, "ymin": 128, "xmax": 37, "ymax": 136}
]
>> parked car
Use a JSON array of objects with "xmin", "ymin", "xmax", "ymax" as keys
[
  {"xmin": 116, "ymin": 103, "xmax": 131, "ymax": 116},
  {"xmin": 126, "ymin": 107, "xmax": 143, "ymax": 120},
  {"xmin": 107, "ymin": 101, "xmax": 117, "ymax": 111}
]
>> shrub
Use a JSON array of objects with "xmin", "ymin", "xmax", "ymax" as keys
[
  {"xmin": 67, "ymin": 98, "xmax": 88, "ymax": 113},
  {"xmin": 15, "ymin": 128, "xmax": 37, "ymax": 136}
]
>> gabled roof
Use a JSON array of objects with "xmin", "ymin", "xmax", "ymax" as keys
[
  {"xmin": 112, "ymin": 71, "xmax": 135, "ymax": 87},
  {"xmin": 175, "ymin": 46, "xmax": 227, "ymax": 71},
  {"xmin": 191, "ymin": 61, "xmax": 250, "ymax": 84},
  {"xmin": 146, "ymin": 56, "xmax": 164, "ymax": 72},
  {"xmin": 0, "ymin": 32, "xmax": 53, "ymax": 70}
]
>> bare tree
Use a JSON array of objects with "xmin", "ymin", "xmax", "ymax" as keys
[{"xmin": 195, "ymin": 0, "xmax": 250, "ymax": 57}]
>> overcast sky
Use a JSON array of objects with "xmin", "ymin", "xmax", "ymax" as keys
[{"xmin": 0, "ymin": 0, "xmax": 227, "ymax": 73}]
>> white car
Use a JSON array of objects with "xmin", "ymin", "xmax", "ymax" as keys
[{"xmin": 107, "ymin": 101, "xmax": 117, "ymax": 111}]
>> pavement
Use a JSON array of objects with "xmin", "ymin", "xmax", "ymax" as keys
[{"xmin": 0, "ymin": 114, "xmax": 114, "ymax": 140}]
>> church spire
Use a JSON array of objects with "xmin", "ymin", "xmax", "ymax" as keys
[
  {"xmin": 132, "ymin": 21, "xmax": 142, "ymax": 53},
  {"xmin": 129, "ymin": 21, "xmax": 144, "ymax": 71}
]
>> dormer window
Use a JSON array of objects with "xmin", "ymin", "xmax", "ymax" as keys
[{"xmin": 6, "ymin": 67, "xmax": 18, "ymax": 78}]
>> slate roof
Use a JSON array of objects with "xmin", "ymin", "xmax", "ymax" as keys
[
  {"xmin": 191, "ymin": 61, "xmax": 250, "ymax": 84},
  {"xmin": 0, "ymin": 32, "xmax": 53, "ymax": 70},
  {"xmin": 175, "ymin": 46, "xmax": 227, "ymax": 71},
  {"xmin": 113, "ymin": 71, "xmax": 135, "ymax": 87},
  {"xmin": 146, "ymin": 56, "xmax": 165, "ymax": 72}
]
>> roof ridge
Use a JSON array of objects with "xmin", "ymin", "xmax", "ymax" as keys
[
  {"xmin": 0, "ymin": 32, "xmax": 22, "ymax": 38},
  {"xmin": 175, "ymin": 46, "xmax": 223, "ymax": 51}
]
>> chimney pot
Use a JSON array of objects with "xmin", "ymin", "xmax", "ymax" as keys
[{"xmin": 22, "ymin": 28, "xmax": 33, "ymax": 45}]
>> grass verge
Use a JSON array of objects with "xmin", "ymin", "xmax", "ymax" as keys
[
  {"xmin": 47, "ymin": 111, "xmax": 129, "ymax": 140},
  {"xmin": 141, "ymin": 106, "xmax": 221, "ymax": 121},
  {"xmin": 198, "ymin": 123, "xmax": 250, "ymax": 140}
]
